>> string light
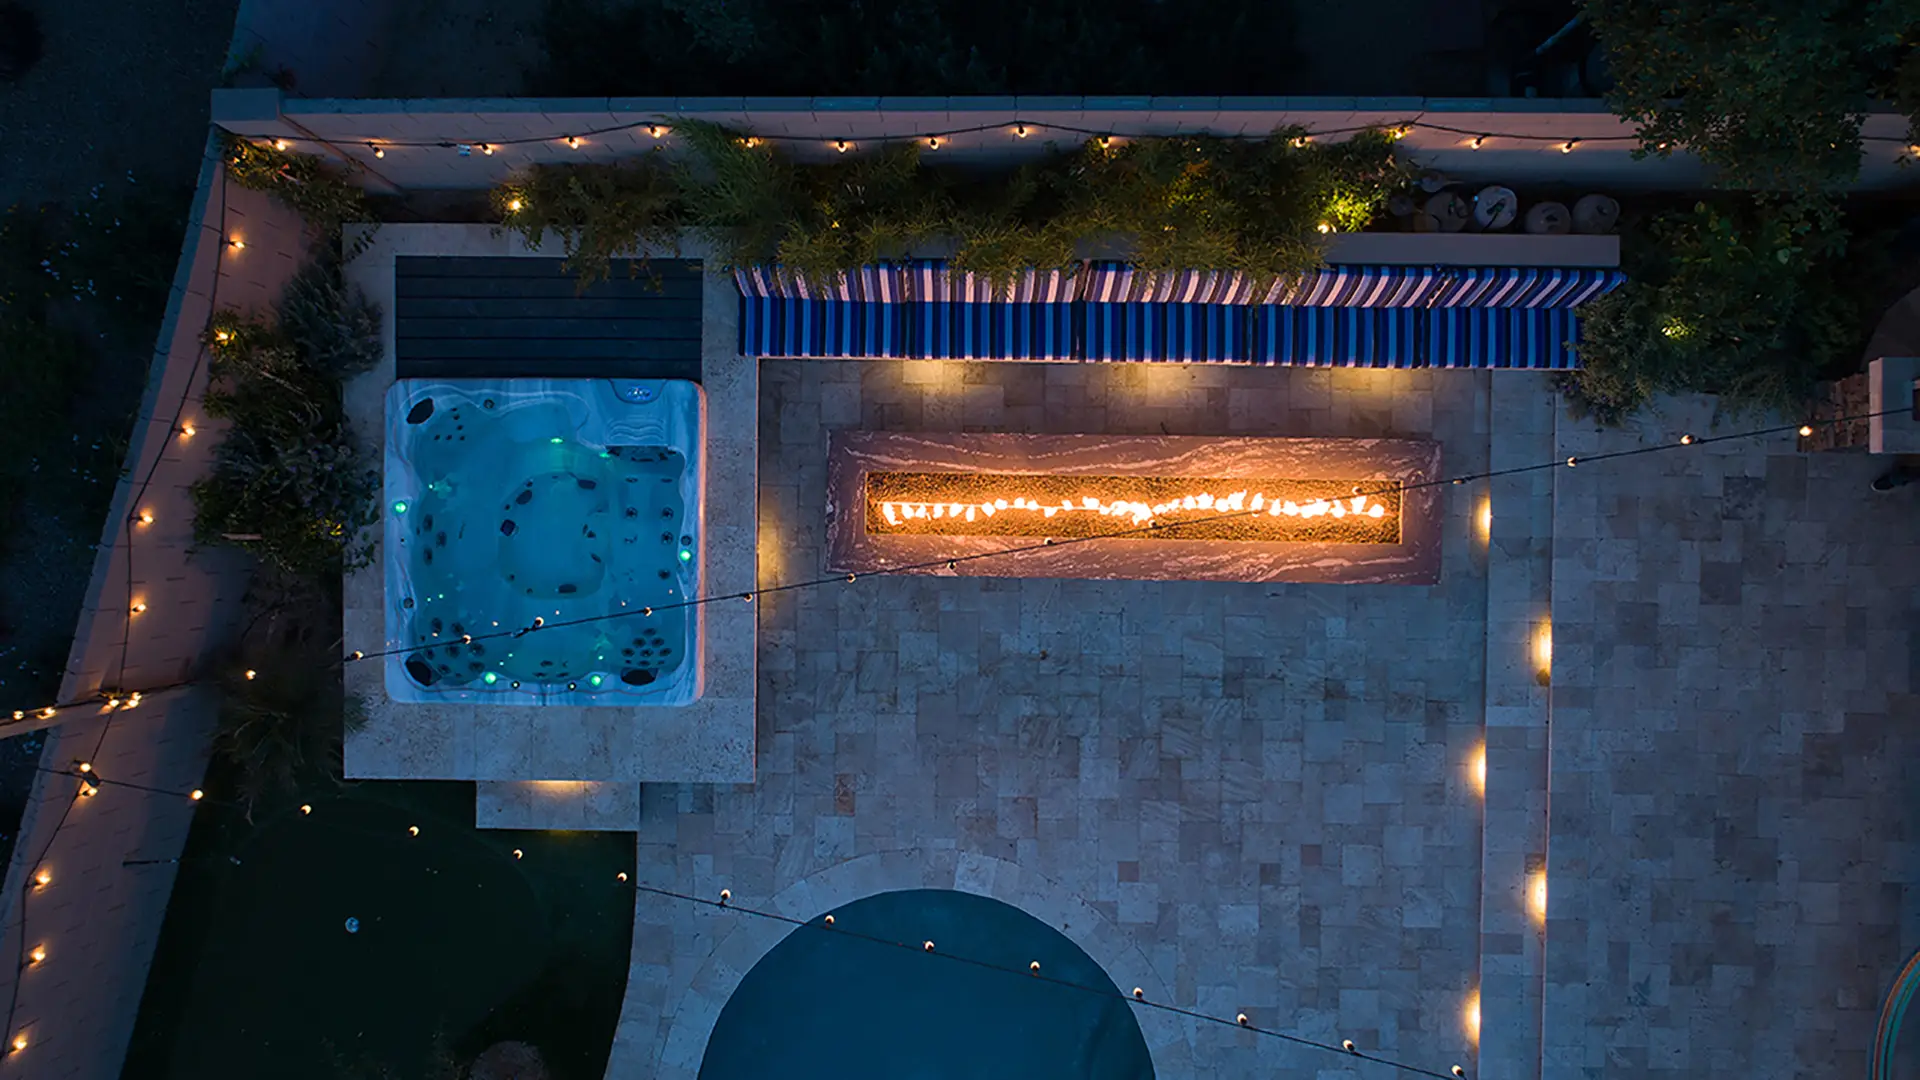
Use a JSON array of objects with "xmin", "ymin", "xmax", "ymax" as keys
[
  {"xmin": 1291, "ymin": 135, "xmax": 1312, "ymax": 147},
  {"xmin": 300, "ymin": 804, "xmax": 312, "ymax": 815},
  {"xmin": 37, "ymin": 708, "xmax": 52, "ymax": 720},
  {"xmin": 27, "ymin": 948, "xmax": 44, "ymax": 965},
  {"xmin": 1030, "ymin": 961, "xmax": 1041, "ymax": 974},
  {"xmin": 617, "ymin": 872, "xmax": 629, "ymax": 882},
  {"xmin": 243, "ymin": 669, "xmax": 256, "ymax": 680},
  {"xmin": 479, "ymin": 143, "xmax": 495, "ymax": 155},
  {"xmin": 1799, "ymin": 424, "xmax": 1814, "ymax": 437},
  {"xmin": 1468, "ymin": 135, "xmax": 1486, "ymax": 150},
  {"xmin": 189, "ymin": 789, "xmax": 204, "ymax": 801},
  {"xmin": 226, "ymin": 238, "xmax": 244, "ymax": 250},
  {"xmin": 271, "ymin": 139, "xmax": 289, "ymax": 151},
  {"xmin": 178, "ymin": 424, "xmax": 195, "ymax": 439},
  {"xmin": 1344, "ymin": 1039, "xmax": 1358, "ymax": 1052},
  {"xmin": 512, "ymin": 848, "xmax": 523, "ymax": 859},
  {"xmin": 1560, "ymin": 140, "xmax": 1578, "ymax": 153},
  {"xmin": 213, "ymin": 329, "xmax": 231, "ymax": 344},
  {"xmin": 75, "ymin": 762, "xmax": 90, "ymax": 773},
  {"xmin": 506, "ymin": 198, "xmax": 523, "ymax": 212},
  {"xmin": 647, "ymin": 125, "xmax": 668, "ymax": 138},
  {"xmin": 129, "ymin": 601, "xmax": 146, "ymax": 614},
  {"xmin": 1097, "ymin": 135, "xmax": 1112, "ymax": 149},
  {"xmin": 1014, "ymin": 124, "xmax": 1029, "ymax": 138},
  {"xmin": 719, "ymin": 889, "xmax": 731, "ymax": 904},
  {"xmin": 10, "ymin": 1033, "xmax": 23, "ymax": 1052},
  {"xmin": 338, "ymin": 406, "xmax": 1906, "ymax": 668},
  {"xmin": 368, "ymin": 142, "xmax": 385, "ymax": 158},
  {"xmin": 1678, "ymin": 434, "xmax": 1694, "ymax": 445},
  {"xmin": 565, "ymin": 136, "xmax": 582, "ymax": 149},
  {"xmin": 408, "ymin": 825, "xmax": 420, "ymax": 836},
  {"xmin": 923, "ymin": 940, "xmax": 935, "ymax": 952},
  {"xmin": 136, "ymin": 509, "xmax": 154, "ymax": 525},
  {"xmin": 1317, "ymin": 222, "xmax": 1333, "ymax": 234},
  {"xmin": 927, "ymin": 136, "xmax": 941, "ymax": 150},
  {"xmin": 742, "ymin": 136, "xmax": 760, "ymax": 148},
  {"xmin": 31, "ymin": 870, "xmax": 48, "ymax": 888},
  {"xmin": 835, "ymin": 140, "xmax": 851, "ymax": 153}
]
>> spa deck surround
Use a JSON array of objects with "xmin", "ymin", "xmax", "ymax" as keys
[{"xmin": 341, "ymin": 225, "xmax": 757, "ymax": 787}]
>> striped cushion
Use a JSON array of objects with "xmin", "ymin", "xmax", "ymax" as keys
[
  {"xmin": 738, "ymin": 296, "xmax": 906, "ymax": 358},
  {"xmin": 910, "ymin": 300, "xmax": 1077, "ymax": 360},
  {"xmin": 1251, "ymin": 308, "xmax": 1424, "ymax": 367},
  {"xmin": 1427, "ymin": 308, "xmax": 1581, "ymax": 369},
  {"xmin": 1083, "ymin": 303, "xmax": 1249, "ymax": 362}
]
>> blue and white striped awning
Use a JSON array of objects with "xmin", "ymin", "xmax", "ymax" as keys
[
  {"xmin": 1084, "ymin": 303, "xmax": 1251, "ymax": 362},
  {"xmin": 902, "ymin": 262, "xmax": 1077, "ymax": 304},
  {"xmin": 734, "ymin": 265, "xmax": 906, "ymax": 302}
]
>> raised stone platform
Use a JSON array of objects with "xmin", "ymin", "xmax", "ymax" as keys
[{"xmin": 825, "ymin": 431, "xmax": 1443, "ymax": 584}]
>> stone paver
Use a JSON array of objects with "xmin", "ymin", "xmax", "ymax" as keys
[
  {"xmin": 1545, "ymin": 397, "xmax": 1920, "ymax": 1077},
  {"xmin": 611, "ymin": 360, "xmax": 1495, "ymax": 1079}
]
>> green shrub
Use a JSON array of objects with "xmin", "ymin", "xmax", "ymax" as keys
[
  {"xmin": 494, "ymin": 123, "xmax": 1410, "ymax": 292},
  {"xmin": 190, "ymin": 263, "xmax": 381, "ymax": 581},
  {"xmin": 1561, "ymin": 196, "xmax": 1862, "ymax": 423},
  {"xmin": 221, "ymin": 132, "xmax": 371, "ymax": 240}
]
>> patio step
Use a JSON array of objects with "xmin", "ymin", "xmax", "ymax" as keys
[{"xmin": 474, "ymin": 780, "xmax": 642, "ymax": 831}]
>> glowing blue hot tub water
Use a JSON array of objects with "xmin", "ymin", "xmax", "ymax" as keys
[{"xmin": 383, "ymin": 379, "xmax": 704, "ymax": 706}]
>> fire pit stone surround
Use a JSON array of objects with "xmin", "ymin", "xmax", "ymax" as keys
[{"xmin": 826, "ymin": 431, "xmax": 1443, "ymax": 585}]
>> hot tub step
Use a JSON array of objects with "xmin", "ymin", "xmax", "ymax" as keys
[{"xmin": 475, "ymin": 780, "xmax": 642, "ymax": 831}]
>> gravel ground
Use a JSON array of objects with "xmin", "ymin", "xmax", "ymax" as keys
[{"xmin": 0, "ymin": 0, "xmax": 239, "ymax": 868}]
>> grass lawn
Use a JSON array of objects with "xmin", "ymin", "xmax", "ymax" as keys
[{"xmin": 121, "ymin": 775, "xmax": 634, "ymax": 1080}]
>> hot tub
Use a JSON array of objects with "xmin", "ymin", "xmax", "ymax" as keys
[{"xmin": 383, "ymin": 379, "xmax": 704, "ymax": 706}]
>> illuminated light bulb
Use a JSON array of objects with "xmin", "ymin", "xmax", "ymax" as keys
[
  {"xmin": 1132, "ymin": 987, "xmax": 1145, "ymax": 1000},
  {"xmin": 1291, "ymin": 135, "xmax": 1311, "ymax": 147},
  {"xmin": 1237, "ymin": 1013, "xmax": 1250, "ymax": 1027},
  {"xmin": 482, "ymin": 672, "xmax": 498, "ymax": 685},
  {"xmin": 822, "ymin": 914, "xmax": 835, "ymax": 926},
  {"xmin": 77, "ymin": 762, "xmax": 91, "ymax": 773},
  {"xmin": 127, "ymin": 692, "xmax": 141, "ymax": 705},
  {"xmin": 1030, "ymin": 961, "xmax": 1041, "ymax": 974},
  {"xmin": 1343, "ymin": 1039, "xmax": 1357, "ymax": 1053},
  {"xmin": 107, "ymin": 698, "xmax": 121, "ymax": 708},
  {"xmin": 408, "ymin": 825, "xmax": 420, "ymax": 837},
  {"xmin": 617, "ymin": 872, "xmax": 629, "ymax": 882},
  {"xmin": 300, "ymin": 804, "xmax": 312, "ymax": 815},
  {"xmin": 565, "ymin": 136, "xmax": 582, "ymax": 149},
  {"xmin": 1014, "ymin": 124, "xmax": 1030, "ymax": 138},
  {"xmin": 350, "ymin": 651, "xmax": 364, "ymax": 660},
  {"xmin": 742, "ymin": 136, "xmax": 760, "ymax": 148},
  {"xmin": 9, "ymin": 711, "xmax": 20, "ymax": 721},
  {"xmin": 80, "ymin": 782, "xmax": 97, "ymax": 797},
  {"xmin": 835, "ymin": 140, "xmax": 851, "ymax": 153},
  {"xmin": 11, "ymin": 1033, "xmax": 24, "ymax": 1052},
  {"xmin": 1560, "ymin": 140, "xmax": 1578, "ymax": 153},
  {"xmin": 588, "ymin": 674, "xmax": 603, "ymax": 687},
  {"xmin": 33, "ymin": 870, "xmax": 49, "ymax": 887},
  {"xmin": 506, "ymin": 198, "xmax": 522, "ymax": 212},
  {"xmin": 479, "ymin": 143, "xmax": 494, "ymax": 155},
  {"xmin": 1469, "ymin": 135, "xmax": 1486, "ymax": 150},
  {"xmin": 1097, "ymin": 135, "xmax": 1112, "ymax": 149},
  {"xmin": 512, "ymin": 848, "xmax": 523, "ymax": 859},
  {"xmin": 742, "ymin": 593, "xmax": 754, "ymax": 603},
  {"xmin": 190, "ymin": 789, "xmax": 204, "ymax": 801},
  {"xmin": 368, "ymin": 142, "xmax": 385, "ymax": 158},
  {"xmin": 1368, "ymin": 504, "xmax": 1385, "ymax": 518},
  {"xmin": 1391, "ymin": 125, "xmax": 1412, "ymax": 139},
  {"xmin": 28, "ymin": 947, "xmax": 44, "ymax": 964},
  {"xmin": 392, "ymin": 500, "xmax": 409, "ymax": 514},
  {"xmin": 532, "ymin": 616, "xmax": 544, "ymax": 627},
  {"xmin": 927, "ymin": 136, "xmax": 941, "ymax": 150},
  {"xmin": 1317, "ymin": 222, "xmax": 1332, "ymax": 234},
  {"xmin": 1679, "ymin": 434, "xmax": 1694, "ymax": 445},
  {"xmin": 1528, "ymin": 870, "xmax": 1548, "ymax": 922},
  {"xmin": 137, "ymin": 509, "xmax": 154, "ymax": 524},
  {"xmin": 213, "ymin": 329, "xmax": 231, "ymax": 343},
  {"xmin": 227, "ymin": 238, "xmax": 244, "ymax": 250},
  {"xmin": 719, "ymin": 889, "xmax": 731, "ymax": 904},
  {"xmin": 130, "ymin": 602, "xmax": 146, "ymax": 614},
  {"xmin": 179, "ymin": 424, "xmax": 196, "ymax": 439},
  {"xmin": 923, "ymin": 940, "xmax": 935, "ymax": 952},
  {"xmin": 272, "ymin": 139, "xmax": 289, "ymax": 151},
  {"xmin": 647, "ymin": 125, "xmax": 666, "ymax": 138},
  {"xmin": 1473, "ymin": 746, "xmax": 1487, "ymax": 792},
  {"xmin": 38, "ymin": 708, "xmax": 54, "ymax": 719},
  {"xmin": 1453, "ymin": 1069, "xmax": 1466, "ymax": 1078},
  {"xmin": 1466, "ymin": 993, "xmax": 1481, "ymax": 1040},
  {"xmin": 244, "ymin": 669, "xmax": 256, "ymax": 680},
  {"xmin": 1565, "ymin": 457, "xmax": 1578, "ymax": 468},
  {"xmin": 1798, "ymin": 424, "xmax": 1814, "ymax": 437}
]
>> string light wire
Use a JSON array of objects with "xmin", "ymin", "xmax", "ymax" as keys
[
  {"xmin": 337, "ymin": 407, "xmax": 1900, "ymax": 666},
  {"xmin": 628, "ymin": 881, "xmax": 1465, "ymax": 1079}
]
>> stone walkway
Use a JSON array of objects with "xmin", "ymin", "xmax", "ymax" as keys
[{"xmin": 614, "ymin": 360, "xmax": 1496, "ymax": 1079}]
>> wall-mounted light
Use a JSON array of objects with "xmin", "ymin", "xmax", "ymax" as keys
[
  {"xmin": 1533, "ymin": 621, "xmax": 1553, "ymax": 684},
  {"xmin": 1471, "ymin": 746, "xmax": 1486, "ymax": 795},
  {"xmin": 1465, "ymin": 992, "xmax": 1480, "ymax": 1042},
  {"xmin": 1527, "ymin": 870, "xmax": 1548, "ymax": 923}
]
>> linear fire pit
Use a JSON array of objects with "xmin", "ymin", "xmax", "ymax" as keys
[{"xmin": 825, "ymin": 432, "xmax": 1443, "ymax": 584}]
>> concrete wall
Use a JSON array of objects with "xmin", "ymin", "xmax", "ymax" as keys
[
  {"xmin": 210, "ymin": 91, "xmax": 1920, "ymax": 195},
  {"xmin": 0, "ymin": 136, "xmax": 312, "ymax": 1079}
]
